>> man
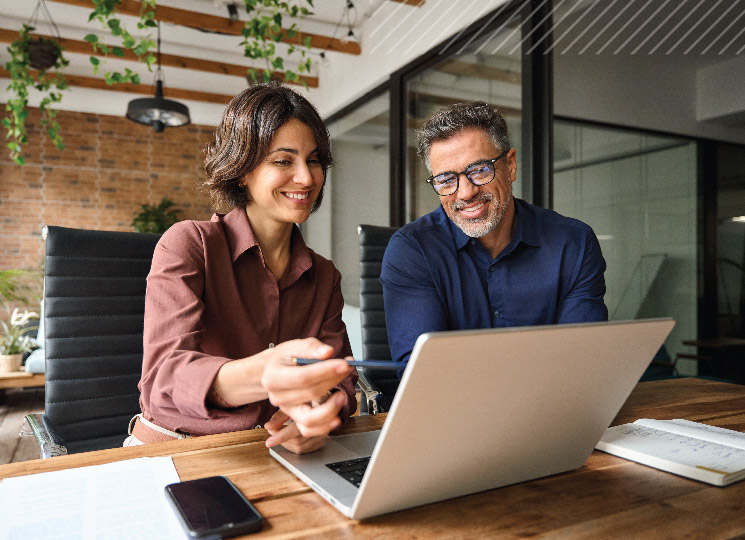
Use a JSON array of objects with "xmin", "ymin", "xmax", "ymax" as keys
[{"xmin": 380, "ymin": 101, "xmax": 608, "ymax": 365}]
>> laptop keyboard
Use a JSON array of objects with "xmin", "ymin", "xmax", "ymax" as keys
[{"xmin": 325, "ymin": 456, "xmax": 371, "ymax": 487}]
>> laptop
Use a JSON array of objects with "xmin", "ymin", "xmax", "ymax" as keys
[{"xmin": 270, "ymin": 318, "xmax": 675, "ymax": 520}]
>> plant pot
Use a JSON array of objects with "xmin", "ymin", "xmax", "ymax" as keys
[
  {"xmin": 0, "ymin": 354, "xmax": 23, "ymax": 373},
  {"xmin": 27, "ymin": 39, "xmax": 60, "ymax": 71}
]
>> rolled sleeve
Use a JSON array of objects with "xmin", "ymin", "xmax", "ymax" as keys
[{"xmin": 141, "ymin": 223, "xmax": 232, "ymax": 421}]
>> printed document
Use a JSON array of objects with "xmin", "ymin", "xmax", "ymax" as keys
[{"xmin": 0, "ymin": 456, "xmax": 184, "ymax": 540}]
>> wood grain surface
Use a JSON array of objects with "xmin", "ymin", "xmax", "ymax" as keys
[{"xmin": 2, "ymin": 378, "xmax": 745, "ymax": 539}]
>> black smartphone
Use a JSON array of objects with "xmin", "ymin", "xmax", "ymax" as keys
[{"xmin": 164, "ymin": 476, "xmax": 263, "ymax": 539}]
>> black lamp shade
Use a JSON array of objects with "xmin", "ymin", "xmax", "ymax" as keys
[{"xmin": 126, "ymin": 81, "xmax": 190, "ymax": 132}]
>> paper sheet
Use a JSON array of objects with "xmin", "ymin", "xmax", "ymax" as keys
[{"xmin": 0, "ymin": 457, "xmax": 185, "ymax": 540}]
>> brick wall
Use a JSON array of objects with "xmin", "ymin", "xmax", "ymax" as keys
[{"xmin": 0, "ymin": 106, "xmax": 217, "ymax": 316}]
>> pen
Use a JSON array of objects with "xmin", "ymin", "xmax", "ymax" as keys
[{"xmin": 292, "ymin": 358, "xmax": 407, "ymax": 371}]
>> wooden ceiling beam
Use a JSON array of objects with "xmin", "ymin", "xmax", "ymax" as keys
[
  {"xmin": 0, "ymin": 28, "xmax": 318, "ymax": 88},
  {"xmin": 389, "ymin": 0, "xmax": 426, "ymax": 5},
  {"xmin": 50, "ymin": 0, "xmax": 361, "ymax": 55},
  {"xmin": 0, "ymin": 66, "xmax": 236, "ymax": 105},
  {"xmin": 435, "ymin": 60, "xmax": 521, "ymax": 85}
]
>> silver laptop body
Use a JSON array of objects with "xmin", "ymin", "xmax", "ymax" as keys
[{"xmin": 270, "ymin": 318, "xmax": 675, "ymax": 520}]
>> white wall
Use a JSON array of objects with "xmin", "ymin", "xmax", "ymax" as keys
[
  {"xmin": 554, "ymin": 51, "xmax": 745, "ymax": 145},
  {"xmin": 324, "ymin": 138, "xmax": 390, "ymax": 306}
]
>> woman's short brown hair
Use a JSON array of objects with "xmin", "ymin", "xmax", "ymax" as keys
[{"xmin": 203, "ymin": 82, "xmax": 332, "ymax": 211}]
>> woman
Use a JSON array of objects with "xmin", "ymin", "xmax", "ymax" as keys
[{"xmin": 126, "ymin": 83, "xmax": 357, "ymax": 454}]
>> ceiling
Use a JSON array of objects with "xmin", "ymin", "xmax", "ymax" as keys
[
  {"xmin": 3, "ymin": 0, "xmax": 745, "ymax": 134},
  {"xmin": 0, "ymin": 0, "xmax": 423, "ymax": 124}
]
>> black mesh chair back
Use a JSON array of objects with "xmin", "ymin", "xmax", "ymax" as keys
[
  {"xmin": 358, "ymin": 224, "xmax": 400, "ymax": 412},
  {"xmin": 42, "ymin": 225, "xmax": 160, "ymax": 453}
]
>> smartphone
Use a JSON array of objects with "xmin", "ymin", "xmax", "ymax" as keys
[{"xmin": 164, "ymin": 476, "xmax": 263, "ymax": 539}]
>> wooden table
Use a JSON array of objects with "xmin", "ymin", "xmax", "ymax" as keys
[
  {"xmin": 0, "ymin": 371, "xmax": 44, "ymax": 390},
  {"xmin": 2, "ymin": 378, "xmax": 745, "ymax": 539}
]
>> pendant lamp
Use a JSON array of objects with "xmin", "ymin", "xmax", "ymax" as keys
[{"xmin": 126, "ymin": 23, "xmax": 190, "ymax": 132}]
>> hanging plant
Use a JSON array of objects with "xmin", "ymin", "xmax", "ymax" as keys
[
  {"xmin": 241, "ymin": 0, "xmax": 315, "ymax": 85},
  {"xmin": 83, "ymin": 0, "xmax": 158, "ymax": 85},
  {"xmin": 4, "ymin": 0, "xmax": 315, "ymax": 165},
  {"xmin": 3, "ymin": 24, "xmax": 69, "ymax": 165}
]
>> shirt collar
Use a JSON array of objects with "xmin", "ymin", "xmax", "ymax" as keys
[
  {"xmin": 513, "ymin": 199, "xmax": 541, "ymax": 248},
  {"xmin": 443, "ymin": 198, "xmax": 542, "ymax": 252},
  {"xmin": 220, "ymin": 207, "xmax": 259, "ymax": 262},
  {"xmin": 219, "ymin": 208, "xmax": 313, "ymax": 278}
]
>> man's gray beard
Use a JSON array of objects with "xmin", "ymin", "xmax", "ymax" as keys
[{"xmin": 449, "ymin": 189, "xmax": 512, "ymax": 239}]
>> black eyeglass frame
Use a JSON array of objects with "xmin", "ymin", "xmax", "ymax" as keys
[{"xmin": 426, "ymin": 150, "xmax": 509, "ymax": 196}]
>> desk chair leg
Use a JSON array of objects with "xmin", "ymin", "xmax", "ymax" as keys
[
  {"xmin": 356, "ymin": 374, "xmax": 381, "ymax": 415},
  {"xmin": 22, "ymin": 414, "xmax": 68, "ymax": 458}
]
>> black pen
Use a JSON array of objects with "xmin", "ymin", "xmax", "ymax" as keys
[{"xmin": 292, "ymin": 358, "xmax": 407, "ymax": 371}]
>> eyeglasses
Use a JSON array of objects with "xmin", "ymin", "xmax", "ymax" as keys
[{"xmin": 426, "ymin": 151, "xmax": 508, "ymax": 196}]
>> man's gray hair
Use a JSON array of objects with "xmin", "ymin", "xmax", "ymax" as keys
[{"xmin": 417, "ymin": 102, "xmax": 511, "ymax": 171}]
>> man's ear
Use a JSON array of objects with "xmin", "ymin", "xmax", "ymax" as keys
[{"xmin": 506, "ymin": 148, "xmax": 518, "ymax": 183}]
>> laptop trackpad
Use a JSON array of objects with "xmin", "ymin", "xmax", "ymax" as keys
[{"xmin": 329, "ymin": 430, "xmax": 380, "ymax": 457}]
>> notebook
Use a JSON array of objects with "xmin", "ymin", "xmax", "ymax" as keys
[{"xmin": 270, "ymin": 318, "xmax": 675, "ymax": 520}]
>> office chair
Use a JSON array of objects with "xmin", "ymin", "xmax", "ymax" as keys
[
  {"xmin": 25, "ymin": 225, "xmax": 160, "ymax": 457},
  {"xmin": 357, "ymin": 224, "xmax": 400, "ymax": 414}
]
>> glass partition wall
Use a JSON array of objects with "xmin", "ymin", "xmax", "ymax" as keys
[
  {"xmin": 312, "ymin": 0, "xmax": 744, "ymax": 379},
  {"xmin": 553, "ymin": 120, "xmax": 698, "ymax": 374},
  {"xmin": 717, "ymin": 143, "xmax": 745, "ymax": 339}
]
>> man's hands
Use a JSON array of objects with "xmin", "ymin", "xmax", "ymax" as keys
[{"xmin": 260, "ymin": 338, "xmax": 353, "ymax": 453}]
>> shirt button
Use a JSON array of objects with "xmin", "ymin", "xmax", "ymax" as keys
[
  {"xmin": 489, "ymin": 266, "xmax": 496, "ymax": 272},
  {"xmin": 268, "ymin": 343, "xmax": 275, "ymax": 348},
  {"xmin": 493, "ymin": 311, "xmax": 500, "ymax": 318},
  {"xmin": 470, "ymin": 239, "xmax": 477, "ymax": 245}
]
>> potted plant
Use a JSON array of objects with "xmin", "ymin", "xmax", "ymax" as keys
[
  {"xmin": 3, "ymin": 24, "xmax": 69, "ymax": 165},
  {"xmin": 0, "ymin": 308, "xmax": 39, "ymax": 373},
  {"xmin": 132, "ymin": 196, "xmax": 183, "ymax": 233}
]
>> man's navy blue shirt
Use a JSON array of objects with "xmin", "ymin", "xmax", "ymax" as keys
[{"xmin": 380, "ymin": 199, "xmax": 608, "ymax": 364}]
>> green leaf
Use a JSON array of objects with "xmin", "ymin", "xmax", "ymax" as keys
[
  {"xmin": 90, "ymin": 56, "xmax": 100, "ymax": 66},
  {"xmin": 112, "ymin": 46, "xmax": 124, "ymax": 57},
  {"xmin": 84, "ymin": 34, "xmax": 99, "ymax": 43}
]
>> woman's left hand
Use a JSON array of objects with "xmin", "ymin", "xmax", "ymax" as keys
[{"xmin": 264, "ymin": 394, "xmax": 345, "ymax": 453}]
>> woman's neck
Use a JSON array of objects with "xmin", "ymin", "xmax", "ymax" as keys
[{"xmin": 245, "ymin": 207, "xmax": 293, "ymax": 280}]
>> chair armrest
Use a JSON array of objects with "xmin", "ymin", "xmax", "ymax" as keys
[
  {"xmin": 22, "ymin": 414, "xmax": 68, "ymax": 458},
  {"xmin": 356, "ymin": 372, "xmax": 382, "ymax": 415}
]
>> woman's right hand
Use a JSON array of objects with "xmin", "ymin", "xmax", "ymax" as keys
[
  {"xmin": 210, "ymin": 338, "xmax": 353, "ymax": 450},
  {"xmin": 261, "ymin": 338, "xmax": 352, "ymax": 409}
]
